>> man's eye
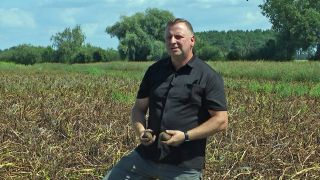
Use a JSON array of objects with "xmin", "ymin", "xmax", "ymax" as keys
[
  {"xmin": 166, "ymin": 35, "xmax": 183, "ymax": 40},
  {"xmin": 174, "ymin": 35, "xmax": 183, "ymax": 39}
]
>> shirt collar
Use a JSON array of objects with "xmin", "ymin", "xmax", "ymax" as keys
[
  {"xmin": 186, "ymin": 55, "xmax": 197, "ymax": 68},
  {"xmin": 164, "ymin": 55, "xmax": 197, "ymax": 71}
]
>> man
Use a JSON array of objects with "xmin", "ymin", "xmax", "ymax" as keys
[{"xmin": 103, "ymin": 18, "xmax": 228, "ymax": 180}]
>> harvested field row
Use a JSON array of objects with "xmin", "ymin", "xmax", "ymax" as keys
[{"xmin": 0, "ymin": 66, "xmax": 319, "ymax": 179}]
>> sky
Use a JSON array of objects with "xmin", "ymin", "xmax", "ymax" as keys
[{"xmin": 0, "ymin": 0, "xmax": 272, "ymax": 50}]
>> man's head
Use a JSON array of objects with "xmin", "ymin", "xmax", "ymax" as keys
[
  {"xmin": 166, "ymin": 18, "xmax": 194, "ymax": 35},
  {"xmin": 165, "ymin": 18, "xmax": 195, "ymax": 61}
]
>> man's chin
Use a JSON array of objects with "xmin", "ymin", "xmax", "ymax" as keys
[{"xmin": 170, "ymin": 51, "xmax": 182, "ymax": 57}]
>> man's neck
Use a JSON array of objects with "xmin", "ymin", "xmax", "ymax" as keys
[{"xmin": 171, "ymin": 53, "xmax": 193, "ymax": 71}]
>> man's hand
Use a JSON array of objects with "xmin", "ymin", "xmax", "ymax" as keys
[
  {"xmin": 140, "ymin": 129, "xmax": 156, "ymax": 146},
  {"xmin": 161, "ymin": 130, "xmax": 185, "ymax": 146}
]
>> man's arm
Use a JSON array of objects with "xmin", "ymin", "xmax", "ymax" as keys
[
  {"xmin": 187, "ymin": 110, "xmax": 228, "ymax": 140},
  {"xmin": 163, "ymin": 110, "xmax": 228, "ymax": 146},
  {"xmin": 131, "ymin": 97, "xmax": 155, "ymax": 145}
]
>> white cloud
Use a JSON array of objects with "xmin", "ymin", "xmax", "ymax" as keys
[
  {"xmin": 47, "ymin": 27, "xmax": 64, "ymax": 37},
  {"xmin": 33, "ymin": 0, "xmax": 54, "ymax": 7},
  {"xmin": 244, "ymin": 11, "xmax": 265, "ymax": 24},
  {"xmin": 82, "ymin": 23, "xmax": 100, "ymax": 36},
  {"xmin": 128, "ymin": 0, "xmax": 146, "ymax": 3},
  {"xmin": 0, "ymin": 0, "xmax": 271, "ymax": 50},
  {"xmin": 103, "ymin": 0, "xmax": 117, "ymax": 2},
  {"xmin": 189, "ymin": 0, "xmax": 250, "ymax": 9},
  {"xmin": 116, "ymin": 0, "xmax": 167, "ymax": 8},
  {"xmin": 0, "ymin": 8, "xmax": 36, "ymax": 28},
  {"xmin": 59, "ymin": 8, "xmax": 82, "ymax": 25},
  {"xmin": 227, "ymin": 0, "xmax": 242, "ymax": 5}
]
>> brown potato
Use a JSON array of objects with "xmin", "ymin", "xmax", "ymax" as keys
[
  {"xmin": 142, "ymin": 131, "xmax": 153, "ymax": 140},
  {"xmin": 159, "ymin": 132, "xmax": 172, "ymax": 141}
]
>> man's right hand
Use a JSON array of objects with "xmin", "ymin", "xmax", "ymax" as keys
[{"xmin": 140, "ymin": 129, "xmax": 156, "ymax": 146}]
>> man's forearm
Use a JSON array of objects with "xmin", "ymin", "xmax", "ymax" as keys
[
  {"xmin": 187, "ymin": 111, "xmax": 228, "ymax": 141},
  {"xmin": 131, "ymin": 106, "xmax": 147, "ymax": 137},
  {"xmin": 132, "ymin": 121, "xmax": 146, "ymax": 137}
]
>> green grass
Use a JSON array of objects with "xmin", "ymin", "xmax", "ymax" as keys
[
  {"xmin": 225, "ymin": 78, "xmax": 318, "ymax": 97},
  {"xmin": 2, "ymin": 60, "xmax": 319, "ymax": 83},
  {"xmin": 1, "ymin": 60, "xmax": 320, "ymax": 97},
  {"xmin": 208, "ymin": 60, "xmax": 320, "ymax": 83}
]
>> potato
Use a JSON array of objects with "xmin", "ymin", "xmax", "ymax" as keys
[
  {"xmin": 142, "ymin": 131, "xmax": 153, "ymax": 140},
  {"xmin": 159, "ymin": 132, "xmax": 172, "ymax": 141}
]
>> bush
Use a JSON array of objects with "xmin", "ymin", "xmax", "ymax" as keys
[
  {"xmin": 1, "ymin": 44, "xmax": 45, "ymax": 65},
  {"xmin": 72, "ymin": 45, "xmax": 120, "ymax": 63},
  {"xmin": 198, "ymin": 45, "xmax": 224, "ymax": 61},
  {"xmin": 227, "ymin": 51, "xmax": 241, "ymax": 60},
  {"xmin": 41, "ymin": 46, "xmax": 55, "ymax": 63},
  {"xmin": 105, "ymin": 48, "xmax": 120, "ymax": 61},
  {"xmin": 72, "ymin": 49, "xmax": 91, "ymax": 63},
  {"xmin": 0, "ymin": 44, "xmax": 121, "ymax": 64}
]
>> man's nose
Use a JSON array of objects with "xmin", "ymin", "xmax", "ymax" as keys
[{"xmin": 168, "ymin": 36, "xmax": 176, "ymax": 44}]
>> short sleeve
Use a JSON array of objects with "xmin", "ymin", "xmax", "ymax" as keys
[
  {"xmin": 137, "ymin": 67, "xmax": 151, "ymax": 99},
  {"xmin": 204, "ymin": 73, "xmax": 227, "ymax": 111}
]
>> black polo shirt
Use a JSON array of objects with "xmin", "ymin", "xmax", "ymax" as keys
[{"xmin": 135, "ymin": 55, "xmax": 227, "ymax": 170}]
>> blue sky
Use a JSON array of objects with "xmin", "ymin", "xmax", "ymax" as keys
[{"xmin": 0, "ymin": 0, "xmax": 272, "ymax": 50}]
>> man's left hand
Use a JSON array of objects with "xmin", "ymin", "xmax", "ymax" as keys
[{"xmin": 161, "ymin": 130, "xmax": 185, "ymax": 146}]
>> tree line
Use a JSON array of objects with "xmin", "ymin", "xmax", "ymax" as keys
[
  {"xmin": 105, "ymin": 6, "xmax": 319, "ymax": 61},
  {"xmin": 1, "ymin": 0, "xmax": 319, "ymax": 64},
  {"xmin": 195, "ymin": 29, "xmax": 279, "ymax": 60},
  {"xmin": 0, "ymin": 25, "xmax": 120, "ymax": 65}
]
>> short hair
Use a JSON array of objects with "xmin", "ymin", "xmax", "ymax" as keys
[{"xmin": 166, "ymin": 18, "xmax": 194, "ymax": 35}]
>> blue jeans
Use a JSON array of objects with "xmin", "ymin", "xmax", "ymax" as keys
[{"xmin": 103, "ymin": 150, "xmax": 202, "ymax": 180}]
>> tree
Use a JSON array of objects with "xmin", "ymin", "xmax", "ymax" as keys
[
  {"xmin": 148, "ymin": 40, "xmax": 167, "ymax": 61},
  {"xmin": 72, "ymin": 47, "xmax": 91, "ymax": 64},
  {"xmin": 8, "ymin": 44, "xmax": 42, "ymax": 65},
  {"xmin": 42, "ymin": 46, "xmax": 55, "ymax": 63},
  {"xmin": 0, "ymin": 48, "xmax": 13, "ymax": 62},
  {"xmin": 72, "ymin": 44, "xmax": 120, "ymax": 63},
  {"xmin": 227, "ymin": 51, "xmax": 241, "ymax": 61},
  {"xmin": 195, "ymin": 29, "xmax": 277, "ymax": 60},
  {"xmin": 51, "ymin": 25, "xmax": 86, "ymax": 63},
  {"xmin": 260, "ymin": 0, "xmax": 320, "ymax": 60},
  {"xmin": 104, "ymin": 48, "xmax": 120, "ymax": 61},
  {"xmin": 106, "ymin": 8, "xmax": 174, "ymax": 61},
  {"xmin": 195, "ymin": 38, "xmax": 224, "ymax": 60},
  {"xmin": 0, "ymin": 44, "xmax": 56, "ymax": 64}
]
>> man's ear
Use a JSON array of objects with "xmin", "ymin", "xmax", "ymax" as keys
[{"xmin": 191, "ymin": 35, "xmax": 195, "ymax": 47}]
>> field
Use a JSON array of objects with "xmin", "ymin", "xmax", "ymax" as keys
[{"xmin": 0, "ymin": 61, "xmax": 319, "ymax": 179}]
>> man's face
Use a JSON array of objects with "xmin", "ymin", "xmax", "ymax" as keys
[{"xmin": 165, "ymin": 22, "xmax": 195, "ymax": 59}]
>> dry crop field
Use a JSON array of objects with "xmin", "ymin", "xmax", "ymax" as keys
[{"xmin": 0, "ymin": 61, "xmax": 319, "ymax": 179}]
